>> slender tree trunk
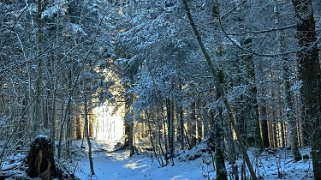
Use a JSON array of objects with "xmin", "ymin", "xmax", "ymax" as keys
[
  {"xmin": 291, "ymin": 0, "xmax": 321, "ymax": 177},
  {"xmin": 189, "ymin": 102, "xmax": 197, "ymax": 148},
  {"xmin": 18, "ymin": 94, "xmax": 28, "ymax": 141},
  {"xmin": 196, "ymin": 100, "xmax": 203, "ymax": 143},
  {"xmin": 50, "ymin": 5, "xmax": 60, "ymax": 148},
  {"xmin": 66, "ymin": 67, "xmax": 73, "ymax": 161},
  {"xmin": 166, "ymin": 98, "xmax": 174, "ymax": 165},
  {"xmin": 50, "ymin": 76, "xmax": 57, "ymax": 144},
  {"xmin": 226, "ymin": 118, "xmax": 236, "ymax": 164},
  {"xmin": 258, "ymin": 64, "xmax": 270, "ymax": 148},
  {"xmin": 57, "ymin": 101, "xmax": 65, "ymax": 158},
  {"xmin": 295, "ymin": 93, "xmax": 304, "ymax": 146},
  {"xmin": 260, "ymin": 105, "xmax": 270, "ymax": 148},
  {"xmin": 213, "ymin": 110, "xmax": 227, "ymax": 180},
  {"xmin": 34, "ymin": 0, "xmax": 44, "ymax": 133},
  {"xmin": 125, "ymin": 88, "xmax": 135, "ymax": 157},
  {"xmin": 280, "ymin": 120, "xmax": 285, "ymax": 148},
  {"xmin": 182, "ymin": 0, "xmax": 257, "ymax": 179},
  {"xmin": 84, "ymin": 90, "xmax": 94, "ymax": 175},
  {"xmin": 162, "ymin": 102, "xmax": 169, "ymax": 165},
  {"xmin": 89, "ymin": 110, "xmax": 95, "ymax": 138},
  {"xmin": 200, "ymin": 106, "xmax": 209, "ymax": 138},
  {"xmin": 44, "ymin": 90, "xmax": 49, "ymax": 129},
  {"xmin": 178, "ymin": 105, "xmax": 185, "ymax": 150},
  {"xmin": 156, "ymin": 107, "xmax": 166, "ymax": 167},
  {"xmin": 273, "ymin": 111, "xmax": 278, "ymax": 147},
  {"xmin": 128, "ymin": 112, "xmax": 134, "ymax": 157},
  {"xmin": 237, "ymin": 96, "xmax": 246, "ymax": 142},
  {"xmin": 76, "ymin": 115, "xmax": 82, "ymax": 139},
  {"xmin": 268, "ymin": 118, "xmax": 274, "ymax": 147},
  {"xmin": 66, "ymin": 105, "xmax": 72, "ymax": 161}
]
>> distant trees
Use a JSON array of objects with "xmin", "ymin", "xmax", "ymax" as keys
[
  {"xmin": 0, "ymin": 0, "xmax": 112, "ymax": 163},
  {"xmin": 112, "ymin": 0, "xmax": 321, "ymax": 179},
  {"xmin": 274, "ymin": 0, "xmax": 301, "ymax": 161}
]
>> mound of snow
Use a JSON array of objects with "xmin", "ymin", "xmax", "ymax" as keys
[{"xmin": 177, "ymin": 141, "xmax": 210, "ymax": 161}]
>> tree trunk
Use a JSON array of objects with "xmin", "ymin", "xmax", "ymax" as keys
[
  {"xmin": 215, "ymin": 116, "xmax": 227, "ymax": 180},
  {"xmin": 196, "ymin": 100, "xmax": 203, "ymax": 143},
  {"xmin": 66, "ymin": 68, "xmax": 73, "ymax": 161},
  {"xmin": 291, "ymin": 0, "xmax": 321, "ymax": 177},
  {"xmin": 260, "ymin": 105, "xmax": 270, "ymax": 148},
  {"xmin": 166, "ymin": 98, "xmax": 175, "ymax": 165},
  {"xmin": 189, "ymin": 102, "xmax": 197, "ymax": 148},
  {"xmin": 57, "ymin": 101, "xmax": 65, "ymax": 158},
  {"xmin": 162, "ymin": 107, "xmax": 169, "ymax": 165},
  {"xmin": 76, "ymin": 115, "xmax": 82, "ymax": 139},
  {"xmin": 182, "ymin": 0, "xmax": 257, "ymax": 179},
  {"xmin": 258, "ymin": 64, "xmax": 270, "ymax": 148},
  {"xmin": 43, "ymin": 90, "xmax": 49, "ymax": 129},
  {"xmin": 200, "ymin": 105, "xmax": 209, "ymax": 138},
  {"xmin": 50, "ymin": 82, "xmax": 57, "ymax": 147},
  {"xmin": 66, "ymin": 105, "xmax": 72, "ymax": 161},
  {"xmin": 84, "ymin": 89, "xmax": 95, "ymax": 175},
  {"xmin": 33, "ymin": 0, "xmax": 44, "ymax": 133},
  {"xmin": 178, "ymin": 105, "xmax": 185, "ymax": 150},
  {"xmin": 125, "ymin": 90, "xmax": 135, "ymax": 157}
]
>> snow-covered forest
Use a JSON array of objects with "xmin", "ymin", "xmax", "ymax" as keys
[{"xmin": 1, "ymin": 0, "xmax": 321, "ymax": 179}]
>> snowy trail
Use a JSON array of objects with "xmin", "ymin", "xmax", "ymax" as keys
[
  {"xmin": 75, "ymin": 141, "xmax": 314, "ymax": 180},
  {"xmin": 75, "ymin": 144, "xmax": 205, "ymax": 180}
]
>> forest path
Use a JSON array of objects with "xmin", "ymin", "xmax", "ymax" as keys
[{"xmin": 75, "ymin": 141, "xmax": 204, "ymax": 180}]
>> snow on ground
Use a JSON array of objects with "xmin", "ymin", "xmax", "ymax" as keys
[
  {"xmin": 75, "ymin": 141, "xmax": 314, "ymax": 180},
  {"xmin": 75, "ymin": 142, "xmax": 205, "ymax": 180},
  {"xmin": 242, "ymin": 147, "xmax": 313, "ymax": 180},
  {"xmin": 76, "ymin": 151, "xmax": 205, "ymax": 180}
]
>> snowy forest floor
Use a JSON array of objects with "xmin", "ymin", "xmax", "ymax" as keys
[
  {"xmin": 75, "ymin": 140, "xmax": 314, "ymax": 180},
  {"xmin": 0, "ymin": 140, "xmax": 315, "ymax": 179},
  {"xmin": 75, "ymin": 141, "xmax": 205, "ymax": 180}
]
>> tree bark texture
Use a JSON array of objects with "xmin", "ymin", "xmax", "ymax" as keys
[{"xmin": 291, "ymin": 0, "xmax": 321, "ymax": 177}]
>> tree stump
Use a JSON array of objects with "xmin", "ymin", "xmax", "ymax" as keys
[{"xmin": 26, "ymin": 135, "xmax": 58, "ymax": 179}]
